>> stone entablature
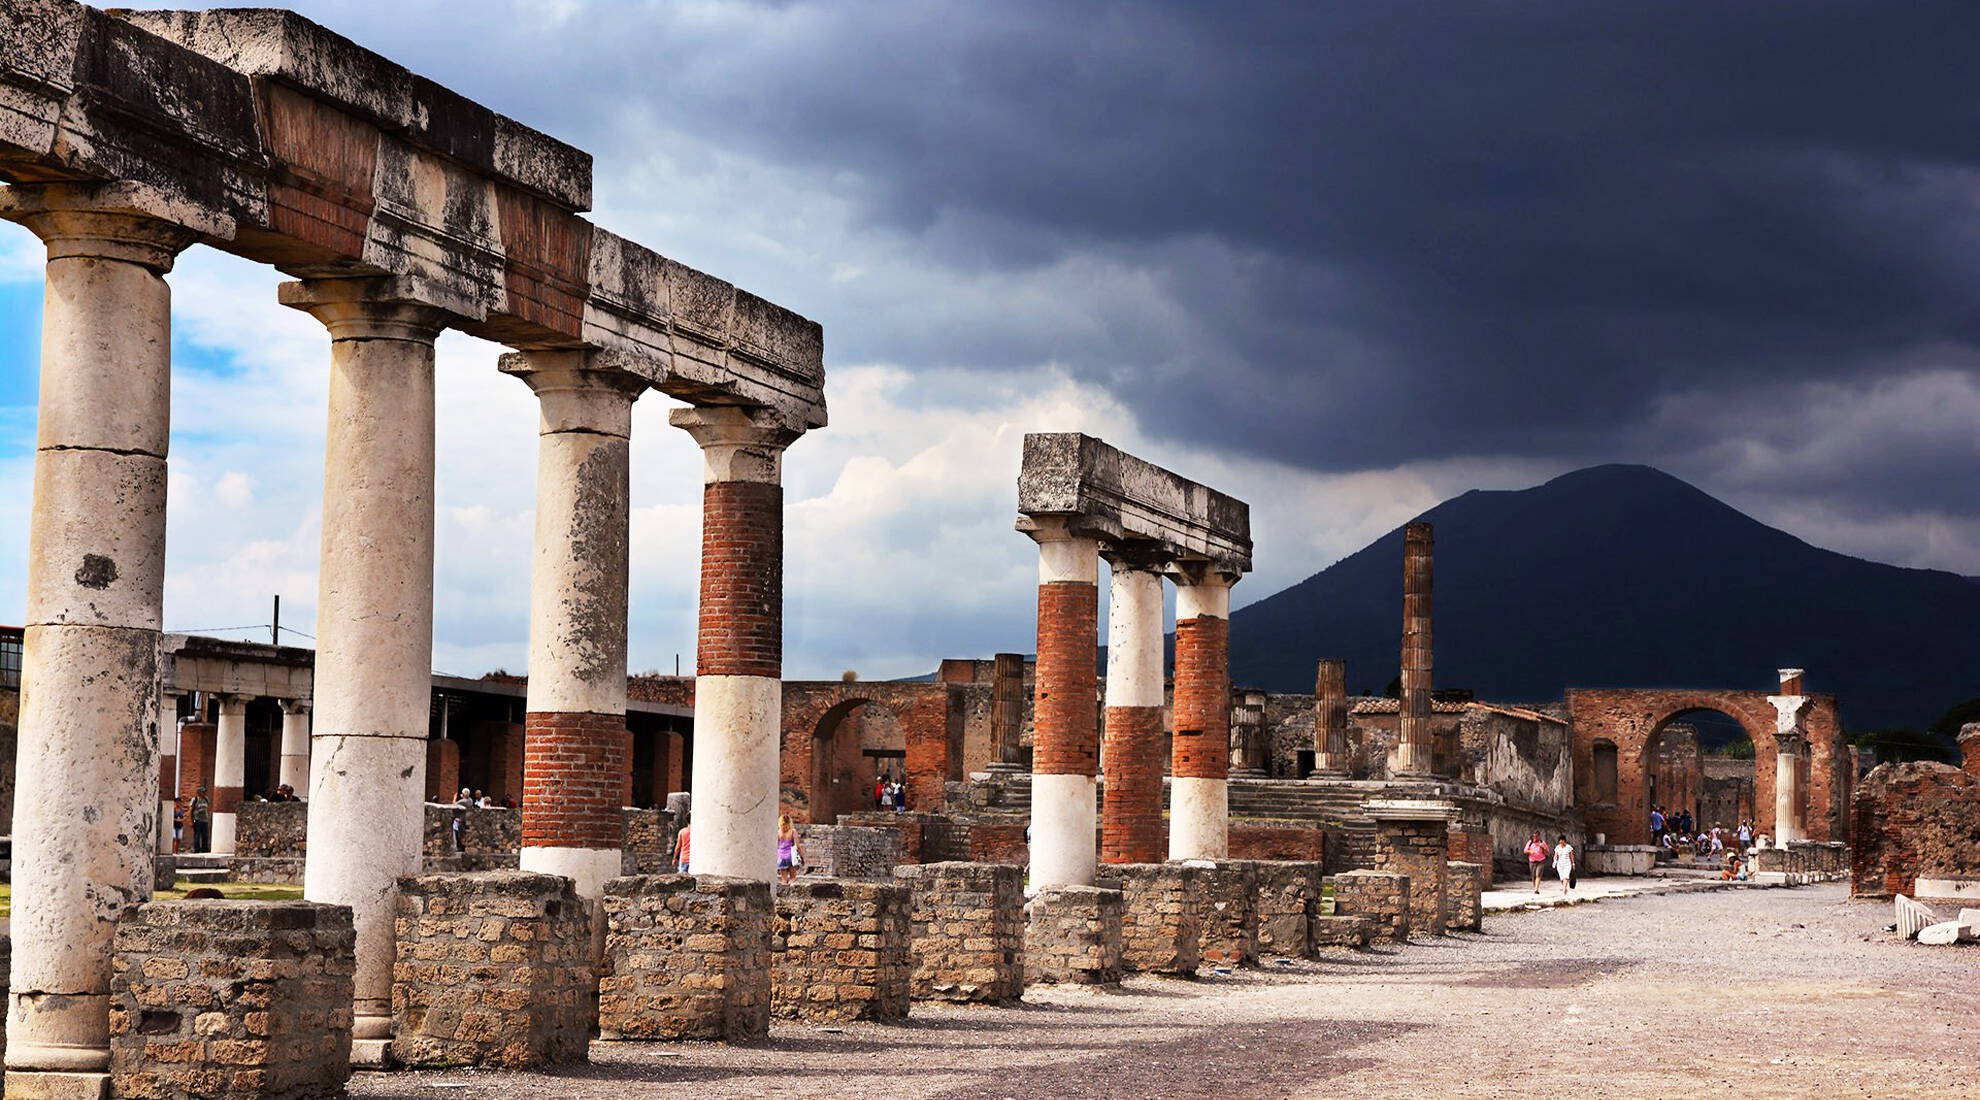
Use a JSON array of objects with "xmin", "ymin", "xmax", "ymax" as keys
[{"xmin": 1016, "ymin": 433, "xmax": 1251, "ymax": 572}]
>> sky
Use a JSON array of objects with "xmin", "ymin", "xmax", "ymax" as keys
[{"xmin": 3, "ymin": 1, "xmax": 1978, "ymax": 680}]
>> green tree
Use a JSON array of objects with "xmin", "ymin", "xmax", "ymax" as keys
[
  {"xmin": 1707, "ymin": 736, "xmax": 1754, "ymax": 760},
  {"xmin": 1927, "ymin": 696, "xmax": 1980, "ymax": 742},
  {"xmin": 1851, "ymin": 726, "xmax": 1955, "ymax": 765}
]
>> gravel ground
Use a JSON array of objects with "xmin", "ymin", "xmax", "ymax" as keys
[{"xmin": 349, "ymin": 883, "xmax": 1978, "ymax": 1099}]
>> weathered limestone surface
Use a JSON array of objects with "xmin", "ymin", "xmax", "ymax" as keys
[
  {"xmin": 771, "ymin": 879, "xmax": 911, "ymax": 1023},
  {"xmin": 108, "ymin": 901, "xmax": 354, "ymax": 1100},
  {"xmin": 894, "ymin": 862, "xmax": 1024, "ymax": 1005},
  {"xmin": 1367, "ymin": 801, "xmax": 1455, "ymax": 938},
  {"xmin": 1251, "ymin": 861, "xmax": 1325, "ymax": 958},
  {"xmin": 391, "ymin": 872, "xmax": 592, "ymax": 1069},
  {"xmin": 1023, "ymin": 886, "xmax": 1123, "ymax": 986},
  {"xmin": 1016, "ymin": 434, "xmax": 1251, "ymax": 572},
  {"xmin": 1102, "ymin": 864, "xmax": 1202, "ymax": 976},
  {"xmin": 598, "ymin": 875, "xmax": 770, "ymax": 1042},
  {"xmin": 1332, "ymin": 871, "xmax": 1410, "ymax": 943},
  {"xmin": 1189, "ymin": 861, "xmax": 1260, "ymax": 967},
  {"xmin": 1445, "ymin": 861, "xmax": 1486, "ymax": 933},
  {"xmin": 1308, "ymin": 914, "xmax": 1372, "ymax": 951}
]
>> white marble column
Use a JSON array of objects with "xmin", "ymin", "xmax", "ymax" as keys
[
  {"xmin": 158, "ymin": 691, "xmax": 183, "ymax": 855},
  {"xmin": 1769, "ymin": 673, "xmax": 1810, "ymax": 845},
  {"xmin": 1024, "ymin": 517, "xmax": 1102, "ymax": 890},
  {"xmin": 0, "ymin": 181, "xmax": 224, "ymax": 1091},
  {"xmin": 1169, "ymin": 571, "xmax": 1235, "ymax": 861},
  {"xmin": 209, "ymin": 694, "xmax": 247, "ymax": 855},
  {"xmin": 282, "ymin": 276, "xmax": 456, "ymax": 1054},
  {"xmin": 671, "ymin": 406, "xmax": 798, "ymax": 882},
  {"xmin": 278, "ymin": 700, "xmax": 310, "ymax": 795}
]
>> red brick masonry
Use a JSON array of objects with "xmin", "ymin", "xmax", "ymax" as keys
[
  {"xmin": 1101, "ymin": 706, "xmax": 1165, "ymax": 863},
  {"xmin": 523, "ymin": 710, "xmax": 628, "ymax": 850},
  {"xmin": 1171, "ymin": 615, "xmax": 1230, "ymax": 779},
  {"xmin": 698, "ymin": 479, "xmax": 783, "ymax": 678},
  {"xmin": 1032, "ymin": 581, "xmax": 1098, "ymax": 776}
]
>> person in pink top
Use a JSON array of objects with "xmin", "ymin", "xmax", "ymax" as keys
[{"xmin": 1524, "ymin": 830, "xmax": 1550, "ymax": 893}]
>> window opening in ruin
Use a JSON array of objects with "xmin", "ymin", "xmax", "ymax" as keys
[{"xmin": 1592, "ymin": 740, "xmax": 1618, "ymax": 804}]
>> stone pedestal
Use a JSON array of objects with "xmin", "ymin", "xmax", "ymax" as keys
[
  {"xmin": 391, "ymin": 872, "xmax": 593, "ymax": 1069},
  {"xmin": 598, "ymin": 875, "xmax": 770, "ymax": 1042},
  {"xmin": 1023, "ymin": 886, "xmax": 1122, "ymax": 986},
  {"xmin": 1445, "ymin": 861, "xmax": 1485, "ymax": 933},
  {"xmin": 1102, "ymin": 864, "xmax": 1202, "ymax": 976},
  {"xmin": 1366, "ymin": 800, "xmax": 1456, "ymax": 938},
  {"xmin": 894, "ymin": 862, "xmax": 1024, "ymax": 1004},
  {"xmin": 771, "ymin": 879, "xmax": 911, "ymax": 1022},
  {"xmin": 1189, "ymin": 860, "xmax": 1259, "ymax": 967},
  {"xmin": 108, "ymin": 901, "xmax": 354, "ymax": 1100},
  {"xmin": 1331, "ymin": 870, "xmax": 1410, "ymax": 943},
  {"xmin": 1251, "ymin": 861, "xmax": 1325, "ymax": 958},
  {"xmin": 1309, "ymin": 914, "xmax": 1372, "ymax": 950}
]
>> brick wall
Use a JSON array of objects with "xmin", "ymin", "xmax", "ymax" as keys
[
  {"xmin": 109, "ymin": 901, "xmax": 354, "ymax": 1099},
  {"xmin": 522, "ymin": 710, "xmax": 627, "ymax": 851},
  {"xmin": 967, "ymin": 822, "xmax": 1029, "ymax": 867},
  {"xmin": 1103, "ymin": 863, "xmax": 1202, "ymax": 975},
  {"xmin": 1171, "ymin": 616, "xmax": 1230, "ymax": 778},
  {"xmin": 771, "ymin": 879, "xmax": 912, "ymax": 1022},
  {"xmin": 780, "ymin": 682, "xmax": 956, "ymax": 823},
  {"xmin": 1372, "ymin": 819, "xmax": 1449, "ymax": 937},
  {"xmin": 1032, "ymin": 582, "xmax": 1098, "ymax": 776},
  {"xmin": 425, "ymin": 738, "xmax": 461, "ymax": 803},
  {"xmin": 1100, "ymin": 706, "xmax": 1164, "ymax": 863},
  {"xmin": 1850, "ymin": 762, "xmax": 1980, "ymax": 898},
  {"xmin": 1024, "ymin": 885, "xmax": 1122, "ymax": 985},
  {"xmin": 894, "ymin": 862, "xmax": 1024, "ymax": 1004},
  {"xmin": 1961, "ymin": 725, "xmax": 1980, "ymax": 778},
  {"xmin": 1332, "ymin": 870, "xmax": 1409, "ymax": 942},
  {"xmin": 1228, "ymin": 824, "xmax": 1326, "ymax": 862},
  {"xmin": 176, "ymin": 722, "xmax": 216, "ymax": 803},
  {"xmin": 599, "ymin": 874, "xmax": 772, "ymax": 1041},
  {"xmin": 698, "ymin": 480, "xmax": 782, "ymax": 678}
]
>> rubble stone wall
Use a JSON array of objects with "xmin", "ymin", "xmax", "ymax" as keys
[
  {"xmin": 895, "ymin": 862, "xmax": 1024, "ymax": 1004},
  {"xmin": 1193, "ymin": 861, "xmax": 1259, "ymax": 967},
  {"xmin": 797, "ymin": 824, "xmax": 904, "ymax": 880},
  {"xmin": 1250, "ymin": 861, "xmax": 1324, "ymax": 958},
  {"xmin": 1024, "ymin": 885, "xmax": 1122, "ymax": 986},
  {"xmin": 1851, "ymin": 762, "xmax": 1980, "ymax": 898},
  {"xmin": 1445, "ymin": 861, "xmax": 1485, "ymax": 933},
  {"xmin": 771, "ymin": 879, "xmax": 912, "ymax": 1022},
  {"xmin": 599, "ymin": 875, "xmax": 772, "ymax": 1042},
  {"xmin": 1332, "ymin": 870, "xmax": 1410, "ymax": 942},
  {"xmin": 1102, "ymin": 863, "xmax": 1202, "ymax": 975},
  {"xmin": 1372, "ymin": 819, "xmax": 1449, "ymax": 937}
]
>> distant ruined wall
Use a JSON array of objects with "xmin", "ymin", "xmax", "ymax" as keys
[
  {"xmin": 1460, "ymin": 708, "xmax": 1573, "ymax": 817},
  {"xmin": 1851, "ymin": 761, "xmax": 1980, "ymax": 898}
]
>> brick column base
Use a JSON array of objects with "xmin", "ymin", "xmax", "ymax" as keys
[
  {"xmin": 1102, "ymin": 864, "xmax": 1203, "ymax": 975},
  {"xmin": 893, "ymin": 862, "xmax": 1024, "ymax": 1004},
  {"xmin": 110, "ymin": 900, "xmax": 355, "ymax": 1100},
  {"xmin": 1189, "ymin": 860, "xmax": 1260, "ymax": 967},
  {"xmin": 1024, "ymin": 886, "xmax": 1123, "ymax": 986},
  {"xmin": 392, "ymin": 871, "xmax": 594, "ymax": 1069},
  {"xmin": 1332, "ymin": 870, "xmax": 1411, "ymax": 942},
  {"xmin": 771, "ymin": 879, "xmax": 912, "ymax": 1022},
  {"xmin": 599, "ymin": 875, "xmax": 771, "ymax": 1042},
  {"xmin": 1445, "ymin": 861, "xmax": 1486, "ymax": 933},
  {"xmin": 1250, "ymin": 860, "xmax": 1325, "ymax": 959}
]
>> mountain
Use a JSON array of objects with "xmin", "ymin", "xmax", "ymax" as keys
[{"xmin": 1227, "ymin": 464, "xmax": 1980, "ymax": 731}]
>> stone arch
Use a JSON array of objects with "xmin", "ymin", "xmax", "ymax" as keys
[{"xmin": 778, "ymin": 681, "xmax": 960, "ymax": 825}]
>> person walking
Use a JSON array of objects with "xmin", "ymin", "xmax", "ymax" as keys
[
  {"xmin": 1737, "ymin": 819, "xmax": 1753, "ymax": 851},
  {"xmin": 1552, "ymin": 833, "xmax": 1576, "ymax": 895},
  {"xmin": 674, "ymin": 820, "xmax": 692, "ymax": 874},
  {"xmin": 190, "ymin": 786, "xmax": 211, "ymax": 852},
  {"xmin": 777, "ymin": 815, "xmax": 804, "ymax": 885},
  {"xmin": 1524, "ymin": 830, "xmax": 1550, "ymax": 893}
]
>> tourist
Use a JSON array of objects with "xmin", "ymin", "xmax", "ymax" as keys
[
  {"xmin": 190, "ymin": 786, "xmax": 211, "ymax": 852},
  {"xmin": 777, "ymin": 815, "xmax": 804, "ymax": 885},
  {"xmin": 1552, "ymin": 834, "xmax": 1576, "ymax": 894},
  {"xmin": 891, "ymin": 779, "xmax": 907, "ymax": 813},
  {"xmin": 1737, "ymin": 820, "xmax": 1753, "ymax": 850},
  {"xmin": 874, "ymin": 774, "xmax": 887, "ymax": 809},
  {"xmin": 473, "ymin": 788, "xmax": 493, "ymax": 808},
  {"xmin": 674, "ymin": 820, "xmax": 692, "ymax": 874},
  {"xmin": 1678, "ymin": 808, "xmax": 1693, "ymax": 834},
  {"xmin": 879, "ymin": 780, "xmax": 895, "ymax": 812},
  {"xmin": 1650, "ymin": 806, "xmax": 1665, "ymax": 841},
  {"xmin": 1524, "ymin": 830, "xmax": 1549, "ymax": 893},
  {"xmin": 456, "ymin": 787, "xmax": 474, "ymax": 808}
]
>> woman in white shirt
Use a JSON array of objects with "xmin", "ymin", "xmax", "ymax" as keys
[{"xmin": 1553, "ymin": 835, "xmax": 1576, "ymax": 894}]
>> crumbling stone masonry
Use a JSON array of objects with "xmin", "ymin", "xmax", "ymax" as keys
[
  {"xmin": 771, "ymin": 879, "xmax": 912, "ymax": 1023},
  {"xmin": 1251, "ymin": 861, "xmax": 1325, "ymax": 959},
  {"xmin": 109, "ymin": 901, "xmax": 354, "ymax": 1100},
  {"xmin": 390, "ymin": 872, "xmax": 593, "ymax": 1069},
  {"xmin": 1851, "ymin": 762, "xmax": 1980, "ymax": 898},
  {"xmin": 1367, "ymin": 800, "xmax": 1455, "ymax": 938},
  {"xmin": 1192, "ymin": 861, "xmax": 1260, "ymax": 967},
  {"xmin": 1023, "ymin": 886, "xmax": 1124, "ymax": 986},
  {"xmin": 1309, "ymin": 914, "xmax": 1373, "ymax": 951},
  {"xmin": 1332, "ymin": 871, "xmax": 1410, "ymax": 943},
  {"xmin": 1445, "ymin": 861, "xmax": 1485, "ymax": 933},
  {"xmin": 598, "ymin": 876, "xmax": 771, "ymax": 1042},
  {"xmin": 893, "ymin": 862, "xmax": 1025, "ymax": 1005},
  {"xmin": 1103, "ymin": 864, "xmax": 1203, "ymax": 976}
]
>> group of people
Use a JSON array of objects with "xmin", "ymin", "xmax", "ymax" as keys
[
  {"xmin": 453, "ymin": 787, "xmax": 515, "ymax": 810},
  {"xmin": 668, "ymin": 815, "xmax": 809, "ymax": 886},
  {"xmin": 1524, "ymin": 831, "xmax": 1578, "ymax": 894},
  {"xmin": 165, "ymin": 783, "xmax": 300, "ymax": 852},
  {"xmin": 1654, "ymin": 806, "xmax": 1759, "ymax": 881},
  {"xmin": 874, "ymin": 774, "xmax": 908, "ymax": 812}
]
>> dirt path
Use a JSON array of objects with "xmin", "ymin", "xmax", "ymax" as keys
[{"xmin": 349, "ymin": 884, "xmax": 1978, "ymax": 1099}]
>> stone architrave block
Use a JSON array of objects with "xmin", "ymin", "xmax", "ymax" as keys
[
  {"xmin": 390, "ymin": 871, "xmax": 594, "ymax": 1069},
  {"xmin": 1896, "ymin": 894, "xmax": 1942, "ymax": 940},
  {"xmin": 599, "ymin": 875, "xmax": 771, "ymax": 1042},
  {"xmin": 109, "ymin": 900, "xmax": 355, "ymax": 1100},
  {"xmin": 1250, "ymin": 861, "xmax": 1324, "ymax": 959},
  {"xmin": 1332, "ymin": 870, "xmax": 1411, "ymax": 943},
  {"xmin": 893, "ymin": 862, "xmax": 1024, "ymax": 1004},
  {"xmin": 1308, "ymin": 915, "xmax": 1372, "ymax": 950},
  {"xmin": 1445, "ymin": 861, "xmax": 1486, "ymax": 933},
  {"xmin": 1023, "ymin": 885, "xmax": 1123, "ymax": 986},
  {"xmin": 1103, "ymin": 863, "xmax": 1203, "ymax": 975},
  {"xmin": 1188, "ymin": 860, "xmax": 1260, "ymax": 967},
  {"xmin": 771, "ymin": 878, "xmax": 913, "ymax": 1022}
]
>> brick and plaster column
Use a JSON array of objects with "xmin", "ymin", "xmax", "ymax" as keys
[
  {"xmin": 158, "ymin": 692, "xmax": 184, "ymax": 855},
  {"xmin": 209, "ymin": 694, "xmax": 247, "ymax": 855},
  {"xmin": 0, "ymin": 181, "xmax": 225, "ymax": 1091},
  {"xmin": 508, "ymin": 352, "xmax": 643, "ymax": 903},
  {"xmin": 283, "ymin": 276, "xmax": 456, "ymax": 1054},
  {"xmin": 278, "ymin": 699, "xmax": 311, "ymax": 795},
  {"xmin": 1101, "ymin": 550, "xmax": 1168, "ymax": 864},
  {"xmin": 1312, "ymin": 658, "xmax": 1349, "ymax": 776},
  {"xmin": 671, "ymin": 406, "xmax": 798, "ymax": 882},
  {"xmin": 1394, "ymin": 521, "xmax": 1435, "ymax": 777},
  {"xmin": 1169, "ymin": 568, "xmax": 1235, "ymax": 861},
  {"xmin": 1769, "ymin": 669, "xmax": 1809, "ymax": 845},
  {"xmin": 1025, "ymin": 518, "xmax": 1101, "ymax": 889}
]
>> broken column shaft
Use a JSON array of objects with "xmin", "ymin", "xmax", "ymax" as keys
[
  {"xmin": 1394, "ymin": 522, "xmax": 1435, "ymax": 777},
  {"xmin": 1769, "ymin": 668, "xmax": 1809, "ymax": 844},
  {"xmin": 1170, "ymin": 570, "xmax": 1236, "ymax": 860},
  {"xmin": 1312, "ymin": 658, "xmax": 1349, "ymax": 776}
]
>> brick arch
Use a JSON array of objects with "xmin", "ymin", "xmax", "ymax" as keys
[
  {"xmin": 1567, "ymin": 687, "xmax": 1849, "ymax": 846},
  {"xmin": 779, "ymin": 681, "xmax": 959, "ymax": 824}
]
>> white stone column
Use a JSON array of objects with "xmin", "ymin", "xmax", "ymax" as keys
[
  {"xmin": 282, "ymin": 276, "xmax": 456, "ymax": 1054},
  {"xmin": 0, "ymin": 181, "xmax": 224, "ymax": 1090},
  {"xmin": 1769, "ymin": 675, "xmax": 1810, "ymax": 845},
  {"xmin": 1025, "ymin": 518, "xmax": 1102, "ymax": 890},
  {"xmin": 158, "ymin": 691, "xmax": 183, "ymax": 855},
  {"xmin": 506, "ymin": 352, "xmax": 643, "ymax": 902},
  {"xmin": 209, "ymin": 693, "xmax": 248, "ymax": 855},
  {"xmin": 278, "ymin": 700, "xmax": 310, "ymax": 795},
  {"xmin": 671, "ymin": 406, "xmax": 799, "ymax": 882},
  {"xmin": 1169, "ymin": 571, "xmax": 1235, "ymax": 861}
]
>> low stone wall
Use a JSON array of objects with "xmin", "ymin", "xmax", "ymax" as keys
[
  {"xmin": 1102, "ymin": 863, "xmax": 1202, "ymax": 976},
  {"xmin": 797, "ymin": 825, "xmax": 904, "ymax": 880},
  {"xmin": 109, "ymin": 900, "xmax": 354, "ymax": 1100},
  {"xmin": 1251, "ymin": 861, "xmax": 1324, "ymax": 959},
  {"xmin": 1332, "ymin": 870, "xmax": 1410, "ymax": 942},
  {"xmin": 228, "ymin": 806, "xmax": 675, "ymax": 884},
  {"xmin": 838, "ymin": 812, "xmax": 940, "ymax": 864},
  {"xmin": 1371, "ymin": 818, "xmax": 1449, "ymax": 937},
  {"xmin": 599, "ymin": 875, "xmax": 771, "ymax": 1042},
  {"xmin": 894, "ymin": 862, "xmax": 1024, "ymax": 1004},
  {"xmin": 235, "ymin": 801, "xmax": 307, "ymax": 857},
  {"xmin": 1852, "ymin": 762, "xmax": 1980, "ymax": 898},
  {"xmin": 1583, "ymin": 845, "xmax": 1657, "ymax": 876},
  {"xmin": 391, "ymin": 871, "xmax": 593, "ymax": 1069},
  {"xmin": 1309, "ymin": 914, "xmax": 1371, "ymax": 950},
  {"xmin": 1024, "ymin": 885, "xmax": 1123, "ymax": 986},
  {"xmin": 1192, "ymin": 861, "xmax": 1259, "ymax": 967},
  {"xmin": 771, "ymin": 879, "xmax": 912, "ymax": 1022},
  {"xmin": 1445, "ymin": 861, "xmax": 1485, "ymax": 932}
]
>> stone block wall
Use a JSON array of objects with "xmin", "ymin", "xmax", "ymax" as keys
[
  {"xmin": 796, "ymin": 825, "xmax": 904, "ymax": 880},
  {"xmin": 1332, "ymin": 870, "xmax": 1410, "ymax": 942},
  {"xmin": 391, "ymin": 871, "xmax": 593, "ymax": 1069},
  {"xmin": 1251, "ymin": 861, "xmax": 1324, "ymax": 958},
  {"xmin": 922, "ymin": 817, "xmax": 973, "ymax": 862},
  {"xmin": 1309, "ymin": 914, "xmax": 1371, "ymax": 950},
  {"xmin": 1193, "ymin": 861, "xmax": 1259, "ymax": 967},
  {"xmin": 1851, "ymin": 762, "xmax": 1980, "ymax": 897},
  {"xmin": 235, "ymin": 802, "xmax": 308, "ymax": 858},
  {"xmin": 1372, "ymin": 819, "xmax": 1449, "ymax": 937},
  {"xmin": 1102, "ymin": 863, "xmax": 1202, "ymax": 975},
  {"xmin": 1445, "ymin": 861, "xmax": 1485, "ymax": 932},
  {"xmin": 599, "ymin": 875, "xmax": 771, "ymax": 1042},
  {"xmin": 1024, "ymin": 885, "xmax": 1122, "ymax": 986},
  {"xmin": 894, "ymin": 862, "xmax": 1024, "ymax": 1004},
  {"xmin": 838, "ymin": 812, "xmax": 938, "ymax": 864},
  {"xmin": 621, "ymin": 807, "xmax": 677, "ymax": 875},
  {"xmin": 771, "ymin": 878, "xmax": 912, "ymax": 1022},
  {"xmin": 109, "ymin": 900, "xmax": 354, "ymax": 1100}
]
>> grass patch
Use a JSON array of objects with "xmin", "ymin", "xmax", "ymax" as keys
[{"xmin": 0, "ymin": 881, "xmax": 303, "ymax": 920}]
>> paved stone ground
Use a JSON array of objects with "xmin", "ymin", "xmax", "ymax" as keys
[{"xmin": 348, "ymin": 884, "xmax": 1977, "ymax": 1099}]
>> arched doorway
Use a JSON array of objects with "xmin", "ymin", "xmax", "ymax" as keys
[
  {"xmin": 1645, "ymin": 708, "xmax": 1763, "ymax": 846},
  {"xmin": 809, "ymin": 699, "xmax": 906, "ymax": 824}
]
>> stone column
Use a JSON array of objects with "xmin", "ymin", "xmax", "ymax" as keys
[
  {"xmin": 0, "ymin": 181, "xmax": 223, "ymax": 1092},
  {"xmin": 1169, "ymin": 568, "xmax": 1235, "ymax": 861},
  {"xmin": 1394, "ymin": 521, "xmax": 1434, "ymax": 777},
  {"xmin": 1312, "ymin": 658, "xmax": 1349, "ymax": 776},
  {"xmin": 1023, "ymin": 517, "xmax": 1101, "ymax": 889},
  {"xmin": 1768, "ymin": 670, "xmax": 1810, "ymax": 845},
  {"xmin": 506, "ymin": 352, "xmax": 644, "ymax": 903},
  {"xmin": 1229, "ymin": 690, "xmax": 1269, "ymax": 778},
  {"xmin": 158, "ymin": 692, "xmax": 184, "ymax": 855},
  {"xmin": 282, "ymin": 275, "xmax": 457, "ymax": 1057},
  {"xmin": 209, "ymin": 694, "xmax": 248, "ymax": 855},
  {"xmin": 1101, "ymin": 550, "xmax": 1167, "ymax": 865},
  {"xmin": 986, "ymin": 652, "xmax": 1028, "ymax": 771},
  {"xmin": 670, "ymin": 406, "xmax": 799, "ymax": 882},
  {"xmin": 278, "ymin": 699, "xmax": 311, "ymax": 795}
]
